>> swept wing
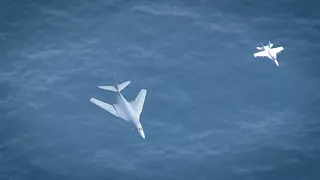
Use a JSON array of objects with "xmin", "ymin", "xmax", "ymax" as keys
[
  {"xmin": 132, "ymin": 89, "xmax": 147, "ymax": 118},
  {"xmin": 253, "ymin": 51, "xmax": 268, "ymax": 58}
]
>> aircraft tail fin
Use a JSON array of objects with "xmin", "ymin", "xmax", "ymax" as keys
[
  {"xmin": 268, "ymin": 41, "xmax": 273, "ymax": 48},
  {"xmin": 256, "ymin": 43, "xmax": 265, "ymax": 50},
  {"xmin": 99, "ymin": 81, "xmax": 131, "ymax": 92}
]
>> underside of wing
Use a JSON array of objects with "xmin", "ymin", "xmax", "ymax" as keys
[
  {"xmin": 132, "ymin": 89, "xmax": 147, "ymax": 117},
  {"xmin": 113, "ymin": 104, "xmax": 129, "ymax": 121},
  {"xmin": 90, "ymin": 98, "xmax": 117, "ymax": 115},
  {"xmin": 253, "ymin": 51, "xmax": 268, "ymax": 58},
  {"xmin": 272, "ymin": 47, "xmax": 284, "ymax": 54},
  {"xmin": 90, "ymin": 98, "xmax": 129, "ymax": 121}
]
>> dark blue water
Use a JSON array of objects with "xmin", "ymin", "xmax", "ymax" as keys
[{"xmin": 1, "ymin": 0, "xmax": 320, "ymax": 180}]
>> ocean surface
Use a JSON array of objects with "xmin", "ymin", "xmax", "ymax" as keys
[{"xmin": 1, "ymin": 0, "xmax": 320, "ymax": 180}]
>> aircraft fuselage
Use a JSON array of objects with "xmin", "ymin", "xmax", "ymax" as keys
[
  {"xmin": 262, "ymin": 45, "xmax": 279, "ymax": 66},
  {"xmin": 116, "ymin": 92, "xmax": 145, "ymax": 139}
]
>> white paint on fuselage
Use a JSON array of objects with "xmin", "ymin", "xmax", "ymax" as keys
[
  {"xmin": 262, "ymin": 45, "xmax": 279, "ymax": 66},
  {"xmin": 116, "ymin": 92, "xmax": 145, "ymax": 139}
]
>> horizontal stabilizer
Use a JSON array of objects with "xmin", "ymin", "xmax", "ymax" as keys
[
  {"xmin": 98, "ymin": 81, "xmax": 131, "ymax": 92},
  {"xmin": 98, "ymin": 85, "xmax": 117, "ymax": 92},
  {"xmin": 257, "ymin": 47, "xmax": 263, "ymax": 50},
  {"xmin": 117, "ymin": 81, "xmax": 131, "ymax": 91}
]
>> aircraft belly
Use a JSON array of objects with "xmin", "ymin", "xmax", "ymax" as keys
[
  {"xmin": 114, "ymin": 104, "xmax": 130, "ymax": 121},
  {"xmin": 115, "ymin": 94, "xmax": 135, "ymax": 121}
]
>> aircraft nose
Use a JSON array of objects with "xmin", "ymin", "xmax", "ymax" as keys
[
  {"xmin": 140, "ymin": 130, "xmax": 145, "ymax": 139},
  {"xmin": 137, "ymin": 126, "xmax": 145, "ymax": 139}
]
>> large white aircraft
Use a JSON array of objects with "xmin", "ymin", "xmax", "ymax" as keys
[
  {"xmin": 90, "ymin": 80, "xmax": 147, "ymax": 139},
  {"xmin": 253, "ymin": 41, "xmax": 284, "ymax": 66}
]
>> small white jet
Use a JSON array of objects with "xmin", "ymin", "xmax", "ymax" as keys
[
  {"xmin": 254, "ymin": 41, "xmax": 284, "ymax": 66},
  {"xmin": 90, "ymin": 80, "xmax": 147, "ymax": 139}
]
